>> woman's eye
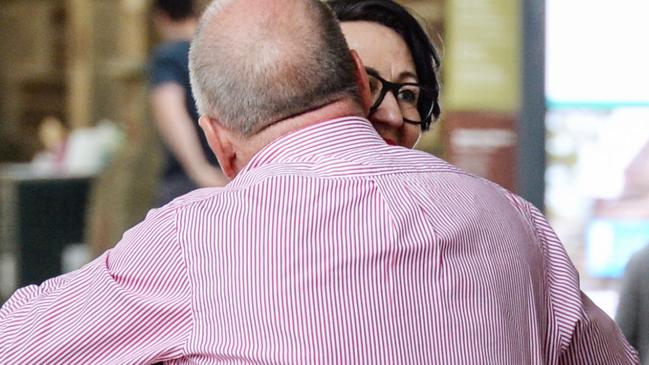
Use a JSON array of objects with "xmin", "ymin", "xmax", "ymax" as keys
[{"xmin": 398, "ymin": 88, "xmax": 419, "ymax": 104}]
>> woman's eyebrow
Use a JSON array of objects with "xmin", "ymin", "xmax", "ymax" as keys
[
  {"xmin": 398, "ymin": 71, "xmax": 418, "ymax": 82},
  {"xmin": 365, "ymin": 66, "xmax": 380, "ymax": 76},
  {"xmin": 366, "ymin": 67, "xmax": 418, "ymax": 83}
]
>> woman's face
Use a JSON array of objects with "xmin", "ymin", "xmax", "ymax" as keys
[{"xmin": 341, "ymin": 21, "xmax": 421, "ymax": 148}]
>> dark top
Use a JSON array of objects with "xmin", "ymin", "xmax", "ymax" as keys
[
  {"xmin": 149, "ymin": 40, "xmax": 219, "ymax": 180},
  {"xmin": 616, "ymin": 244, "xmax": 649, "ymax": 364}
]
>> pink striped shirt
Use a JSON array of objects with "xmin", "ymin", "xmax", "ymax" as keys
[{"xmin": 0, "ymin": 117, "xmax": 639, "ymax": 364}]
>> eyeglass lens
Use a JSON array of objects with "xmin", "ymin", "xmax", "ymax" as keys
[{"xmin": 368, "ymin": 73, "xmax": 434, "ymax": 124}]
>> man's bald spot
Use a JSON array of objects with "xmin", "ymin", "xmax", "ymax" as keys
[
  {"xmin": 190, "ymin": 0, "xmax": 360, "ymax": 135},
  {"xmin": 219, "ymin": 0, "xmax": 303, "ymax": 25},
  {"xmin": 208, "ymin": 0, "xmax": 320, "ymax": 68}
]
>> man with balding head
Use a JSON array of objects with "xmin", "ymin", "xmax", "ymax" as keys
[
  {"xmin": 189, "ymin": 0, "xmax": 368, "ymax": 177},
  {"xmin": 0, "ymin": 0, "xmax": 638, "ymax": 364}
]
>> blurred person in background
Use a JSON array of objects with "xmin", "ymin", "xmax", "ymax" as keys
[
  {"xmin": 150, "ymin": 0, "xmax": 227, "ymax": 205},
  {"xmin": 614, "ymin": 139, "xmax": 649, "ymax": 364},
  {"xmin": 329, "ymin": 0, "xmax": 441, "ymax": 149},
  {"xmin": 617, "ymin": 244, "xmax": 649, "ymax": 364}
]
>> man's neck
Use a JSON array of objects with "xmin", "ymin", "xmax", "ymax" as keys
[{"xmin": 233, "ymin": 99, "xmax": 365, "ymax": 173}]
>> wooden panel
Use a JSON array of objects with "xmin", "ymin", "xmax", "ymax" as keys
[
  {"xmin": 398, "ymin": 0, "xmax": 444, "ymax": 48},
  {"xmin": 0, "ymin": 0, "xmax": 66, "ymax": 160},
  {"xmin": 443, "ymin": 111, "xmax": 518, "ymax": 191},
  {"xmin": 66, "ymin": 0, "xmax": 95, "ymax": 128}
]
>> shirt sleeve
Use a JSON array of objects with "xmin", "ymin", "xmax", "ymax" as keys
[
  {"xmin": 0, "ymin": 206, "xmax": 193, "ymax": 364},
  {"xmin": 525, "ymin": 203, "xmax": 640, "ymax": 364},
  {"xmin": 150, "ymin": 45, "xmax": 186, "ymax": 88}
]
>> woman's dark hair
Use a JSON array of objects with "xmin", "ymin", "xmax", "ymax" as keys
[
  {"xmin": 328, "ymin": 0, "xmax": 441, "ymax": 130},
  {"xmin": 154, "ymin": 0, "xmax": 196, "ymax": 21}
]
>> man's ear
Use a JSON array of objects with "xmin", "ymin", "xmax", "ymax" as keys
[
  {"xmin": 350, "ymin": 49, "xmax": 372, "ymax": 116},
  {"xmin": 199, "ymin": 115, "xmax": 237, "ymax": 179}
]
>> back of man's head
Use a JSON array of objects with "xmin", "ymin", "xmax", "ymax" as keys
[
  {"xmin": 154, "ymin": 0, "xmax": 196, "ymax": 21},
  {"xmin": 189, "ymin": 0, "xmax": 361, "ymax": 136}
]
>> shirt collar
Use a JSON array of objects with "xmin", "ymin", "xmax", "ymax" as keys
[{"xmin": 238, "ymin": 116, "xmax": 384, "ymax": 175}]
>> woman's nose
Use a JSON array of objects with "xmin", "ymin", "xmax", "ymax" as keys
[{"xmin": 370, "ymin": 92, "xmax": 404, "ymax": 128}]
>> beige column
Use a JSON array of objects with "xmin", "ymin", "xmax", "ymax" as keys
[
  {"xmin": 114, "ymin": 0, "xmax": 149, "ymax": 139},
  {"xmin": 66, "ymin": 0, "xmax": 95, "ymax": 129},
  {"xmin": 86, "ymin": 0, "xmax": 162, "ymax": 258}
]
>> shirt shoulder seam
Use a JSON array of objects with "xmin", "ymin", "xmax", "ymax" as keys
[{"xmin": 171, "ymin": 207, "xmax": 195, "ymax": 358}]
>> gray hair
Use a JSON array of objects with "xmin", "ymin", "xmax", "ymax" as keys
[{"xmin": 189, "ymin": 0, "xmax": 361, "ymax": 135}]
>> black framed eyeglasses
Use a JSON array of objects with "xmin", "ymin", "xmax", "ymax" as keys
[{"xmin": 366, "ymin": 68, "xmax": 436, "ymax": 127}]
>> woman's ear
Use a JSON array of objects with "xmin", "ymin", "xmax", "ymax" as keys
[
  {"xmin": 199, "ymin": 115, "xmax": 237, "ymax": 179},
  {"xmin": 350, "ymin": 49, "xmax": 372, "ymax": 115}
]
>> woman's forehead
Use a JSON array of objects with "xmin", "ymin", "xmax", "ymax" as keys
[{"xmin": 340, "ymin": 21, "xmax": 417, "ymax": 81}]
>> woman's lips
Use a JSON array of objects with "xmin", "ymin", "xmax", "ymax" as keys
[{"xmin": 384, "ymin": 138, "xmax": 397, "ymax": 146}]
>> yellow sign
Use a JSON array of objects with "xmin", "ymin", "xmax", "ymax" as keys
[{"xmin": 444, "ymin": 0, "xmax": 521, "ymax": 112}]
